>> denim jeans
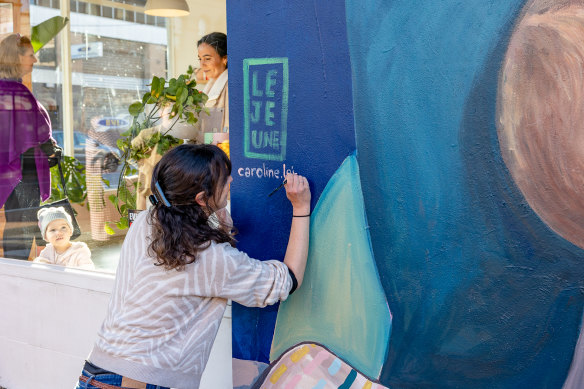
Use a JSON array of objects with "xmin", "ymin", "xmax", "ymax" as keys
[{"xmin": 75, "ymin": 364, "xmax": 170, "ymax": 389}]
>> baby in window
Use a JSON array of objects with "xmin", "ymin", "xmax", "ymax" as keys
[{"xmin": 34, "ymin": 207, "xmax": 95, "ymax": 270}]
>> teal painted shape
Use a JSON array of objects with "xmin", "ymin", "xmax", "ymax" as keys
[
  {"xmin": 242, "ymin": 57, "xmax": 289, "ymax": 161},
  {"xmin": 270, "ymin": 153, "xmax": 392, "ymax": 379}
]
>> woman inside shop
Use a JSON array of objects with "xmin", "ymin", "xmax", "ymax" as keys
[
  {"xmin": 0, "ymin": 33, "xmax": 57, "ymax": 260},
  {"xmin": 75, "ymin": 144, "xmax": 311, "ymax": 389},
  {"xmin": 197, "ymin": 32, "xmax": 229, "ymax": 146}
]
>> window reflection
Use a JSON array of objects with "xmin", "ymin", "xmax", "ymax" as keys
[
  {"xmin": 1, "ymin": 0, "xmax": 226, "ymax": 272},
  {"xmin": 21, "ymin": 0, "xmax": 168, "ymax": 270}
]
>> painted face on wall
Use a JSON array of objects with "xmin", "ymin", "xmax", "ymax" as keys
[
  {"xmin": 497, "ymin": 4, "xmax": 584, "ymax": 250},
  {"xmin": 19, "ymin": 45, "xmax": 37, "ymax": 77},
  {"xmin": 197, "ymin": 43, "xmax": 227, "ymax": 80}
]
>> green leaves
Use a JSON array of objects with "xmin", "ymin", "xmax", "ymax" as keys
[
  {"xmin": 131, "ymin": 71, "xmax": 208, "ymax": 128},
  {"xmin": 141, "ymin": 92, "xmax": 152, "ymax": 105},
  {"xmin": 128, "ymin": 101, "xmax": 144, "ymax": 117},
  {"xmin": 43, "ymin": 156, "xmax": 88, "ymax": 207},
  {"xmin": 155, "ymin": 134, "xmax": 182, "ymax": 156},
  {"xmin": 150, "ymin": 76, "xmax": 160, "ymax": 97},
  {"xmin": 104, "ymin": 223, "xmax": 116, "ymax": 235},
  {"xmin": 31, "ymin": 16, "xmax": 69, "ymax": 53},
  {"xmin": 106, "ymin": 68, "xmax": 208, "ymax": 233},
  {"xmin": 186, "ymin": 111, "xmax": 197, "ymax": 125},
  {"xmin": 116, "ymin": 217, "xmax": 129, "ymax": 230}
]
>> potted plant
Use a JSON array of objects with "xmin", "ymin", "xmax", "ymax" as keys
[
  {"xmin": 45, "ymin": 155, "xmax": 87, "ymax": 205},
  {"xmin": 105, "ymin": 66, "xmax": 208, "ymax": 233}
]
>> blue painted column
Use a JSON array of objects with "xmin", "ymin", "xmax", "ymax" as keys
[{"xmin": 227, "ymin": 0, "xmax": 356, "ymax": 363}]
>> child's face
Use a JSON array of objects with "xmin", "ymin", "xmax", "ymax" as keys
[{"xmin": 45, "ymin": 219, "xmax": 72, "ymax": 250}]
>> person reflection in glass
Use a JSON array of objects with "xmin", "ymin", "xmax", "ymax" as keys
[{"xmin": 0, "ymin": 34, "xmax": 57, "ymax": 259}]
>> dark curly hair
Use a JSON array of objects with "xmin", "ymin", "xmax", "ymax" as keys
[{"xmin": 148, "ymin": 144, "xmax": 235, "ymax": 270}]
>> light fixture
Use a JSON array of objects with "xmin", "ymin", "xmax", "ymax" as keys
[{"xmin": 144, "ymin": 0, "xmax": 190, "ymax": 17}]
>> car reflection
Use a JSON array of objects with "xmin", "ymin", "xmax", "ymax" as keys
[{"xmin": 52, "ymin": 130, "xmax": 121, "ymax": 187}]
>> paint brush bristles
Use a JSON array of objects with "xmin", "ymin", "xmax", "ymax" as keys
[{"xmin": 268, "ymin": 179, "xmax": 287, "ymax": 197}]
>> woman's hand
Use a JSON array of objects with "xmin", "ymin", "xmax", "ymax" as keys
[{"xmin": 284, "ymin": 173, "xmax": 311, "ymax": 215}]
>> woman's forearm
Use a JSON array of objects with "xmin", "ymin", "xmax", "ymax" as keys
[
  {"xmin": 281, "ymin": 172, "xmax": 311, "ymax": 288},
  {"xmin": 283, "ymin": 205, "xmax": 310, "ymax": 287}
]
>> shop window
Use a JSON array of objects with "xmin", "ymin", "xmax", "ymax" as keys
[
  {"xmin": 3, "ymin": 0, "xmax": 226, "ymax": 273},
  {"xmin": 89, "ymin": 3, "xmax": 101, "ymax": 16},
  {"xmin": 19, "ymin": 0, "xmax": 169, "ymax": 271},
  {"xmin": 102, "ymin": 6, "xmax": 112, "ymax": 18},
  {"xmin": 37, "ymin": 0, "xmax": 52, "ymax": 8},
  {"xmin": 114, "ymin": 7, "xmax": 124, "ymax": 20}
]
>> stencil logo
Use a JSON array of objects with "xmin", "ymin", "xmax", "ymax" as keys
[{"xmin": 243, "ymin": 57, "xmax": 289, "ymax": 161}]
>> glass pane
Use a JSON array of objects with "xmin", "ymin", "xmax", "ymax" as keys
[
  {"xmin": 102, "ymin": 6, "xmax": 112, "ymax": 19},
  {"xmin": 114, "ymin": 7, "xmax": 124, "ymax": 20},
  {"xmin": 135, "ymin": 11, "xmax": 144, "ymax": 24},
  {"xmin": 71, "ymin": 1, "xmax": 167, "ymax": 269},
  {"xmin": 37, "ymin": 0, "xmax": 51, "ymax": 8},
  {"xmin": 89, "ymin": 3, "xmax": 100, "ymax": 16},
  {"xmin": 125, "ymin": 10, "xmax": 134, "ymax": 23},
  {"xmin": 26, "ymin": 2, "xmax": 168, "ymax": 271}
]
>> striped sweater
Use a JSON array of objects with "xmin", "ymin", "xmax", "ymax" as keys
[{"xmin": 88, "ymin": 211, "xmax": 293, "ymax": 389}]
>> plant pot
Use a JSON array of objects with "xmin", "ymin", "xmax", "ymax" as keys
[{"xmin": 145, "ymin": 103, "xmax": 201, "ymax": 140}]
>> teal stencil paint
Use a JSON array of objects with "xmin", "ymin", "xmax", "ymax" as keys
[
  {"xmin": 271, "ymin": 153, "xmax": 391, "ymax": 379},
  {"xmin": 243, "ymin": 57, "xmax": 289, "ymax": 161}
]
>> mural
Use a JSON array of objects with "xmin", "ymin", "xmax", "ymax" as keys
[
  {"xmin": 229, "ymin": 0, "xmax": 584, "ymax": 388},
  {"xmin": 253, "ymin": 343, "xmax": 387, "ymax": 389},
  {"xmin": 271, "ymin": 154, "xmax": 391, "ymax": 379},
  {"xmin": 498, "ymin": 1, "xmax": 584, "ymax": 250},
  {"xmin": 229, "ymin": 0, "xmax": 356, "ymax": 366}
]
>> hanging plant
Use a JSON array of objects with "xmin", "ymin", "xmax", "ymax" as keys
[
  {"xmin": 44, "ymin": 155, "xmax": 87, "ymax": 205},
  {"xmin": 105, "ymin": 66, "xmax": 208, "ymax": 234}
]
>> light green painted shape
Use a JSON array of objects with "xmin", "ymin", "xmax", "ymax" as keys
[
  {"xmin": 243, "ymin": 57, "xmax": 288, "ymax": 161},
  {"xmin": 270, "ymin": 153, "xmax": 392, "ymax": 379},
  {"xmin": 31, "ymin": 16, "xmax": 69, "ymax": 53}
]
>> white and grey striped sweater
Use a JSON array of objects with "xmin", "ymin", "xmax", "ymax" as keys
[{"xmin": 88, "ymin": 211, "xmax": 293, "ymax": 389}]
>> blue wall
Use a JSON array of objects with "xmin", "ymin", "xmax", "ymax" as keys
[
  {"xmin": 347, "ymin": 0, "xmax": 584, "ymax": 387},
  {"xmin": 228, "ymin": 0, "xmax": 356, "ymax": 363},
  {"xmin": 229, "ymin": 0, "xmax": 584, "ymax": 387}
]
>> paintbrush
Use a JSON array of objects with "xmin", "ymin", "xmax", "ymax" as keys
[{"xmin": 268, "ymin": 179, "xmax": 287, "ymax": 197}]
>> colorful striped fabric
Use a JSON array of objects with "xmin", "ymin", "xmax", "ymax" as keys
[{"xmin": 254, "ymin": 343, "xmax": 389, "ymax": 389}]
